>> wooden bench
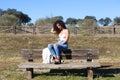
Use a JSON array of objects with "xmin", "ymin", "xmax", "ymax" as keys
[{"xmin": 18, "ymin": 49, "xmax": 101, "ymax": 80}]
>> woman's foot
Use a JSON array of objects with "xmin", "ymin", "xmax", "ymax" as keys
[{"xmin": 54, "ymin": 58, "xmax": 61, "ymax": 64}]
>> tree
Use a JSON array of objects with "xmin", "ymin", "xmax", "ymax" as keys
[
  {"xmin": 35, "ymin": 16, "xmax": 63, "ymax": 26},
  {"xmin": 51, "ymin": 16, "xmax": 63, "ymax": 23},
  {"xmin": 35, "ymin": 18, "xmax": 46, "ymax": 26},
  {"xmin": 27, "ymin": 23, "xmax": 34, "ymax": 26},
  {"xmin": 66, "ymin": 18, "xmax": 78, "ymax": 25},
  {"xmin": 98, "ymin": 17, "xmax": 112, "ymax": 26},
  {"xmin": 3, "ymin": 8, "xmax": 31, "ymax": 25},
  {"xmin": 84, "ymin": 16, "xmax": 97, "ymax": 27},
  {"xmin": 77, "ymin": 19, "xmax": 84, "ymax": 27},
  {"xmin": 0, "ymin": 8, "xmax": 3, "ymax": 16},
  {"xmin": 104, "ymin": 17, "xmax": 112, "ymax": 26},
  {"xmin": 77, "ymin": 16, "xmax": 97, "ymax": 29},
  {"xmin": 83, "ymin": 19, "xmax": 97, "ymax": 28},
  {"xmin": 98, "ymin": 18, "xmax": 104, "ymax": 26},
  {"xmin": 114, "ymin": 17, "xmax": 120, "ymax": 25},
  {"xmin": 46, "ymin": 16, "xmax": 63, "ymax": 24},
  {"xmin": 0, "ymin": 14, "xmax": 19, "ymax": 26},
  {"xmin": 84, "ymin": 16, "xmax": 97, "ymax": 21}
]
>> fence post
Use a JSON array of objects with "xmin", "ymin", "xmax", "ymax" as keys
[
  {"xmin": 13, "ymin": 26, "xmax": 17, "ymax": 34},
  {"xmin": 33, "ymin": 26, "xmax": 36, "ymax": 34},
  {"xmin": 113, "ymin": 27, "xmax": 116, "ymax": 34}
]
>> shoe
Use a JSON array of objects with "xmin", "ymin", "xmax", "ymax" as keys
[
  {"xmin": 53, "ymin": 56, "xmax": 55, "ymax": 60},
  {"xmin": 54, "ymin": 59, "xmax": 61, "ymax": 64}
]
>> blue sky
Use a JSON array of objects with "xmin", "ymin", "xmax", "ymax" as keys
[{"xmin": 0, "ymin": 0, "xmax": 120, "ymax": 23}]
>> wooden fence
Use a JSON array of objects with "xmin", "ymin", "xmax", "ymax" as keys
[{"xmin": 0, "ymin": 26, "xmax": 120, "ymax": 35}]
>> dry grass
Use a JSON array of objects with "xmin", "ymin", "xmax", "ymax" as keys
[
  {"xmin": 0, "ymin": 34, "xmax": 120, "ymax": 63},
  {"xmin": 1, "ymin": 34, "xmax": 120, "ymax": 64}
]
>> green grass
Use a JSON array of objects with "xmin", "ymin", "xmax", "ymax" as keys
[
  {"xmin": 0, "ymin": 66, "xmax": 26, "ymax": 80},
  {"xmin": 0, "ymin": 34, "xmax": 120, "ymax": 80},
  {"xmin": 0, "ymin": 66, "xmax": 120, "ymax": 80}
]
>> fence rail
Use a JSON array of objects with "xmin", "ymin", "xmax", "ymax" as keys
[{"xmin": 0, "ymin": 26, "xmax": 120, "ymax": 35}]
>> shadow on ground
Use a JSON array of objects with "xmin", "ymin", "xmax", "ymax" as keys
[{"xmin": 34, "ymin": 65, "xmax": 120, "ymax": 79}]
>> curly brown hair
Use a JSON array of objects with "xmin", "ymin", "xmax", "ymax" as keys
[{"xmin": 53, "ymin": 20, "xmax": 67, "ymax": 35}]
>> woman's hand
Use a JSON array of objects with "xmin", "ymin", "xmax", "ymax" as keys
[
  {"xmin": 50, "ymin": 28, "xmax": 56, "ymax": 34},
  {"xmin": 53, "ymin": 43, "xmax": 58, "ymax": 46},
  {"xmin": 62, "ymin": 42, "xmax": 64, "ymax": 44}
]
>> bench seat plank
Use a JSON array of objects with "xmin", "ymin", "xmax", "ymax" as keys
[
  {"xmin": 21, "ymin": 49, "xmax": 99, "ymax": 60},
  {"xmin": 18, "ymin": 62, "xmax": 101, "ymax": 69}
]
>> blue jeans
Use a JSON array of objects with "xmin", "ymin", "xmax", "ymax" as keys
[{"xmin": 48, "ymin": 40, "xmax": 68, "ymax": 58}]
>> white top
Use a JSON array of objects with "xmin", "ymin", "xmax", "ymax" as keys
[{"xmin": 59, "ymin": 34, "xmax": 66, "ymax": 41}]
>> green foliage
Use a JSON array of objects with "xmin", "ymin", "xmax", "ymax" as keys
[
  {"xmin": 1, "ymin": 8, "xmax": 31, "ymax": 25},
  {"xmin": 66, "ymin": 18, "xmax": 78, "ymax": 25},
  {"xmin": 99, "ymin": 17, "xmax": 112, "ymax": 26},
  {"xmin": 0, "ymin": 9, "xmax": 3, "ymax": 16},
  {"xmin": 84, "ymin": 16, "xmax": 97, "ymax": 21},
  {"xmin": 114, "ymin": 17, "xmax": 120, "ymax": 25},
  {"xmin": 35, "ymin": 16, "xmax": 63, "ymax": 26},
  {"xmin": 35, "ymin": 18, "xmax": 47, "ymax": 26},
  {"xmin": 51, "ymin": 16, "xmax": 63, "ymax": 23},
  {"xmin": 77, "ymin": 19, "xmax": 83, "ymax": 27},
  {"xmin": 77, "ymin": 17, "xmax": 98, "ymax": 31},
  {"xmin": 0, "ymin": 14, "xmax": 19, "ymax": 26},
  {"xmin": 83, "ymin": 19, "xmax": 97, "ymax": 28}
]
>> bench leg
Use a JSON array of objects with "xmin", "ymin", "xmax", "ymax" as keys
[
  {"xmin": 26, "ymin": 68, "xmax": 34, "ymax": 79},
  {"xmin": 87, "ymin": 67, "xmax": 93, "ymax": 80}
]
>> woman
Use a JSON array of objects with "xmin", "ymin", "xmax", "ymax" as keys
[{"xmin": 48, "ymin": 20, "xmax": 70, "ymax": 64}]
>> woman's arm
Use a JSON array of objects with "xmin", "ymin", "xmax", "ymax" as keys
[
  {"xmin": 62, "ymin": 29, "xmax": 70, "ymax": 44},
  {"xmin": 50, "ymin": 28, "xmax": 56, "ymax": 34}
]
